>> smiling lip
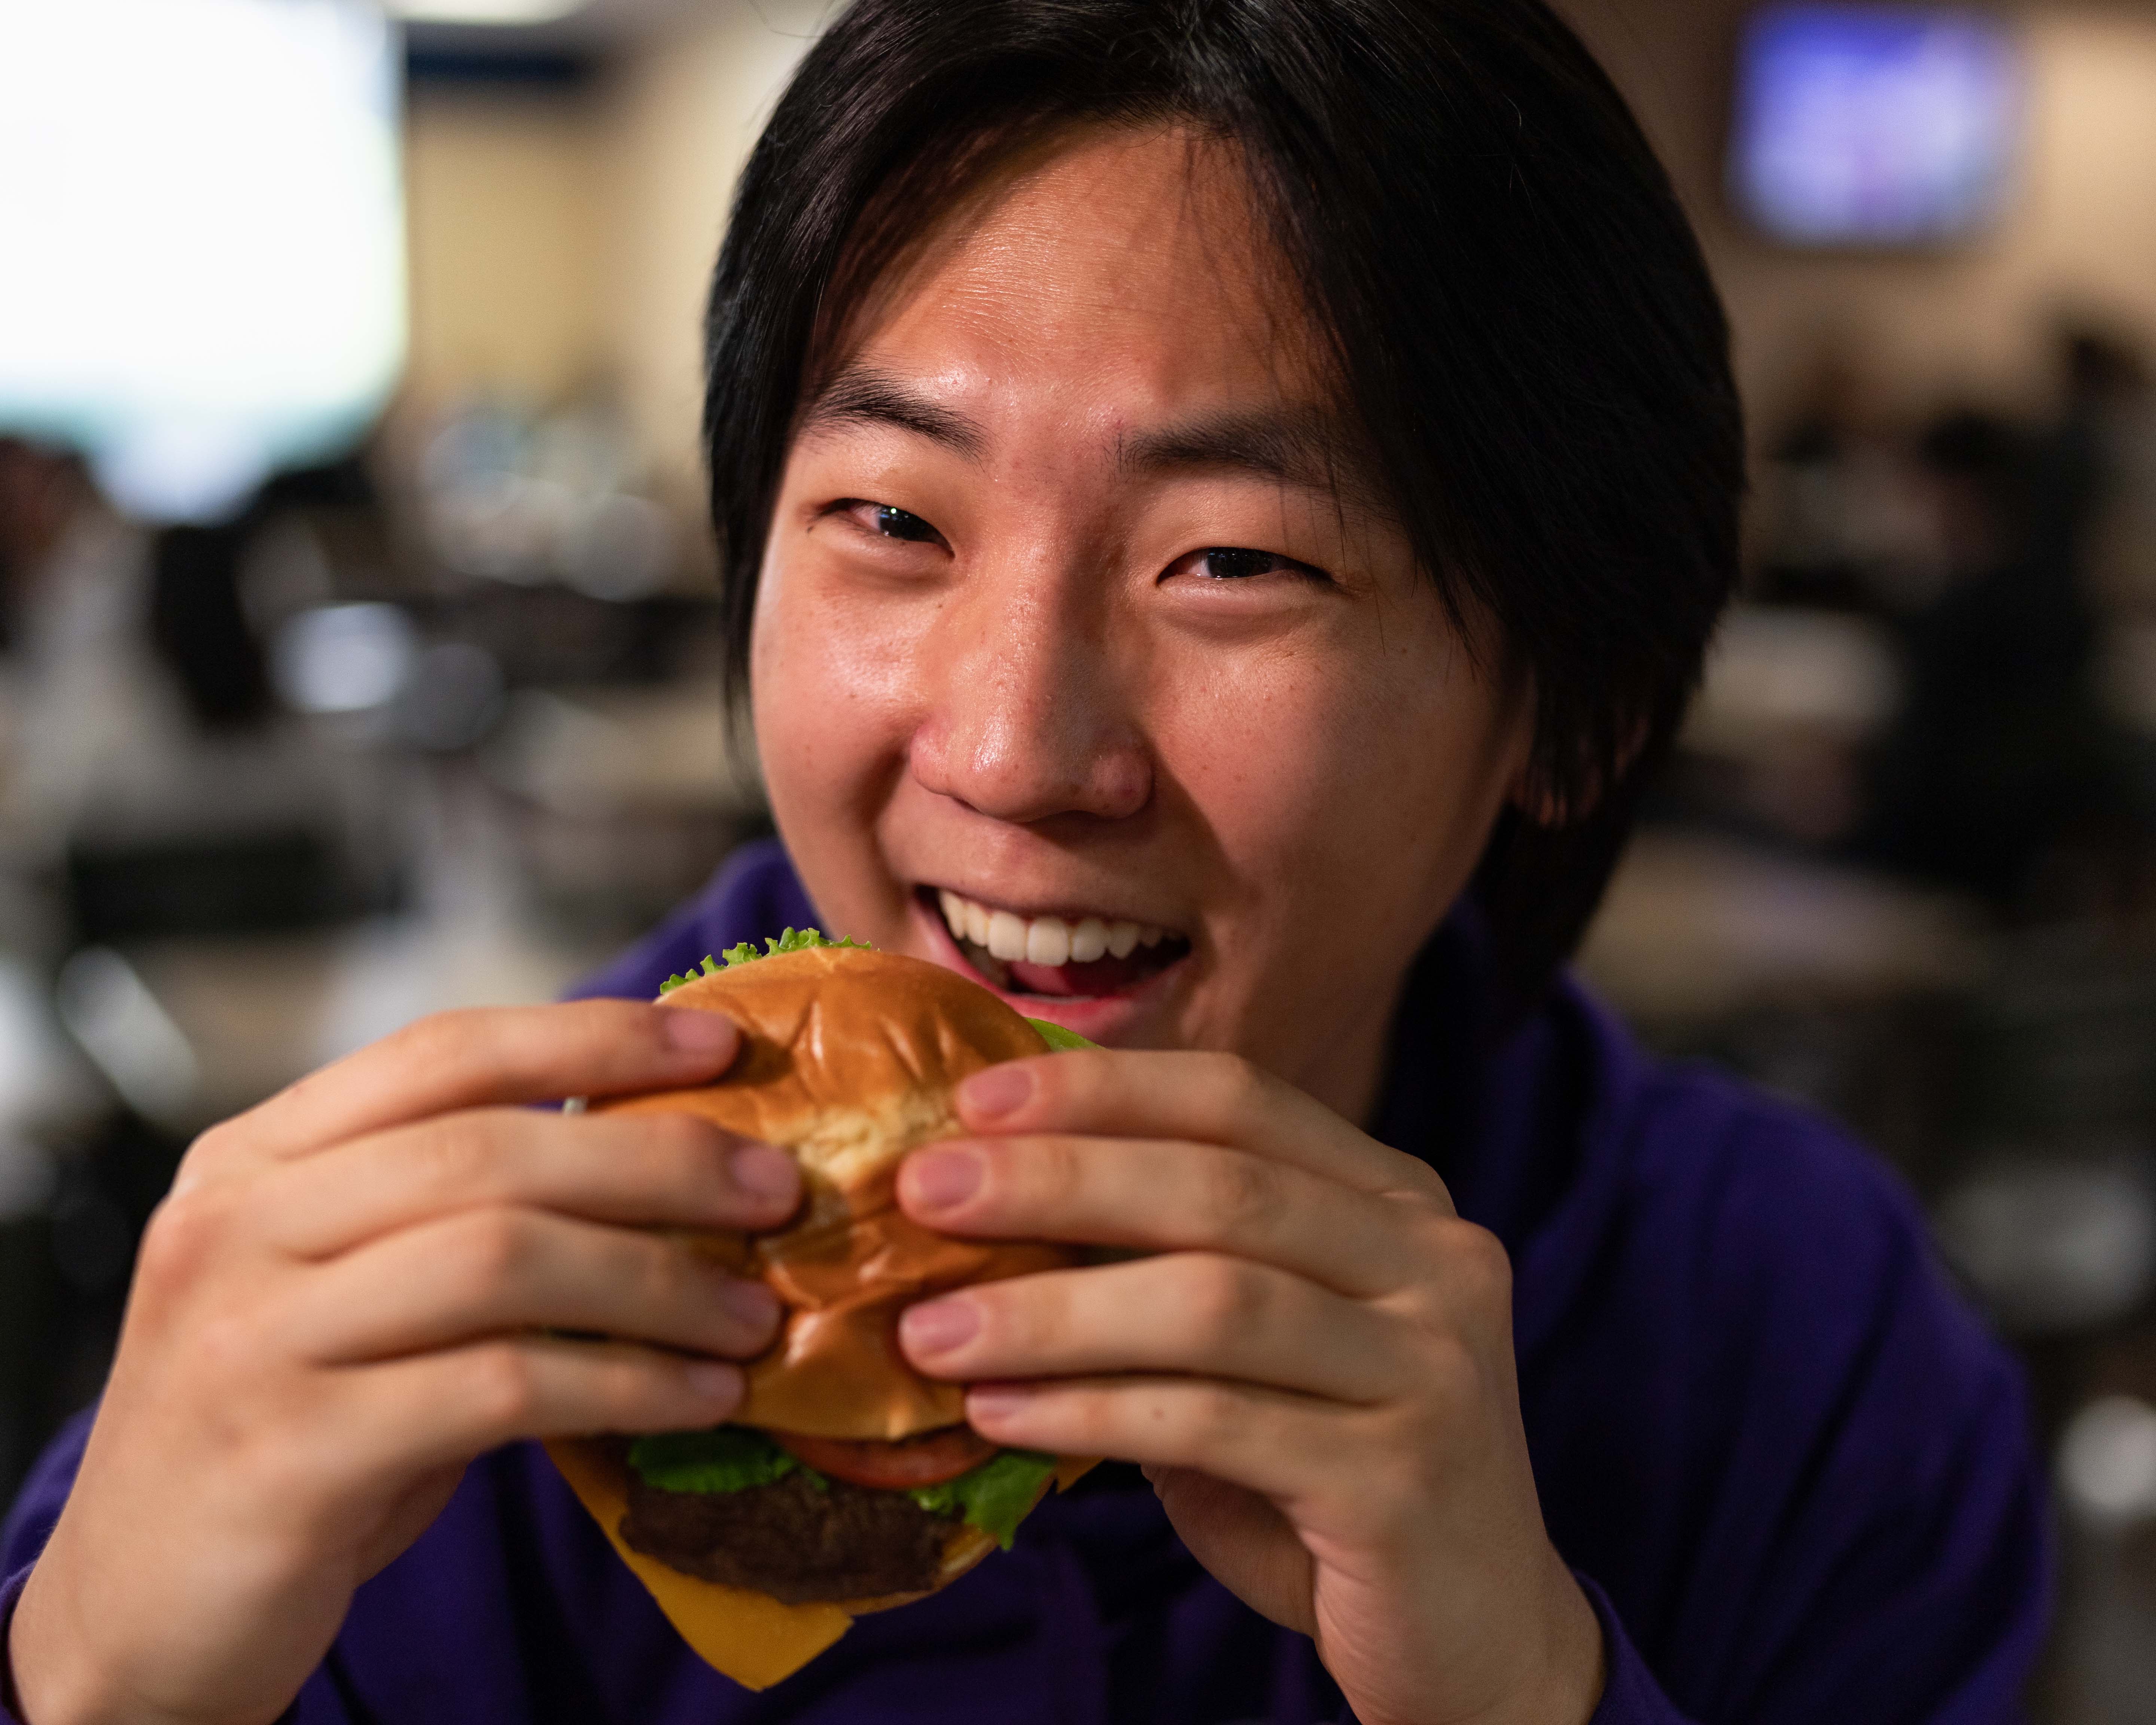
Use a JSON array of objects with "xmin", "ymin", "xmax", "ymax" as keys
[{"xmin": 912, "ymin": 886, "xmax": 1190, "ymax": 1032}]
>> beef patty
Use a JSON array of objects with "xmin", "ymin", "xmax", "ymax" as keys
[{"xmin": 619, "ymin": 1466, "xmax": 958, "ymax": 1604}]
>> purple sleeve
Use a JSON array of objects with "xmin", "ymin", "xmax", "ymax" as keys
[
  {"xmin": 1520, "ymin": 1031, "xmax": 2050, "ymax": 1724},
  {"xmin": 566, "ymin": 839, "xmax": 819, "ymax": 1003},
  {"xmin": 0, "ymin": 1410, "xmax": 95, "ymax": 1724},
  {"xmin": 1578, "ymin": 1574, "xmax": 1701, "ymax": 1725},
  {"xmin": 0, "ymin": 1570, "xmax": 27, "ymax": 1723}
]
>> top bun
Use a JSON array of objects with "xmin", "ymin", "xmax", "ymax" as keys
[{"xmin": 598, "ymin": 946, "xmax": 1076, "ymax": 1440}]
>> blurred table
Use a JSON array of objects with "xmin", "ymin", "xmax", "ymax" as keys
[{"xmin": 1578, "ymin": 827, "xmax": 1984, "ymax": 1026}]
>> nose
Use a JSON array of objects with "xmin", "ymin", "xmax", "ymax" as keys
[{"xmin": 908, "ymin": 572, "xmax": 1152, "ymax": 825}]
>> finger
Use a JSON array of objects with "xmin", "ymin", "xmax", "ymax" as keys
[
  {"xmin": 956, "ymin": 1050, "xmax": 1451, "ymax": 1206},
  {"xmin": 963, "ymin": 1374, "xmax": 1343, "ymax": 1504},
  {"xmin": 286, "ymin": 1208, "xmax": 783, "ymax": 1365},
  {"xmin": 1146, "ymin": 1466, "xmax": 1316, "ymax": 1634},
  {"xmin": 213, "ymin": 1000, "xmax": 744, "ymax": 1164},
  {"xmin": 349, "ymin": 1336, "xmax": 746, "ymax": 1473},
  {"xmin": 261, "ymin": 1108, "xmax": 799, "ymax": 1260},
  {"xmin": 898, "ymin": 1254, "xmax": 1407, "ymax": 1402},
  {"xmin": 897, "ymin": 1134, "xmax": 1428, "ymax": 1296}
]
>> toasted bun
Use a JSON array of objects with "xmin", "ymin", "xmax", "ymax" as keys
[{"xmin": 594, "ymin": 945, "xmax": 1080, "ymax": 1440}]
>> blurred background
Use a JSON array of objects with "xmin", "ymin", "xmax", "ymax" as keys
[{"xmin": 0, "ymin": 0, "xmax": 2153, "ymax": 1714}]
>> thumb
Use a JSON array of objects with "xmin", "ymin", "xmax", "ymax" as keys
[{"xmin": 1149, "ymin": 1466, "xmax": 1314, "ymax": 1634}]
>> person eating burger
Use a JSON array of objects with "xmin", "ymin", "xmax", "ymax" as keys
[{"xmin": 3, "ymin": 2, "xmax": 2045, "ymax": 1722}]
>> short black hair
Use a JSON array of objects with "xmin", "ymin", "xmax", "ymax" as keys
[{"xmin": 704, "ymin": 0, "xmax": 1743, "ymax": 1016}]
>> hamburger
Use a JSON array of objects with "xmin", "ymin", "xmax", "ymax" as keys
[{"xmin": 545, "ymin": 931, "xmax": 1097, "ymax": 1690}]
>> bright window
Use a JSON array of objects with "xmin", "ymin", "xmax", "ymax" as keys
[{"xmin": 0, "ymin": 0, "xmax": 405, "ymax": 519}]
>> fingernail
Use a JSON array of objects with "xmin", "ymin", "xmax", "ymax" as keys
[
  {"xmin": 717, "ymin": 1277, "xmax": 781, "ymax": 1335},
  {"xmin": 899, "ymin": 1297, "xmax": 979, "ymax": 1357},
  {"xmin": 959, "ymin": 1063, "xmax": 1033, "ymax": 1120},
  {"xmin": 904, "ymin": 1147, "xmax": 983, "ymax": 1212},
  {"xmin": 664, "ymin": 1008, "xmax": 738, "ymax": 1056},
  {"xmin": 731, "ymin": 1142, "xmax": 800, "ymax": 1204},
  {"xmin": 685, "ymin": 1360, "xmax": 743, "ymax": 1403},
  {"xmin": 966, "ymin": 1384, "xmax": 1029, "ymax": 1422}
]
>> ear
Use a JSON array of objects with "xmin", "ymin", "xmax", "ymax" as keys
[
  {"xmin": 1506, "ymin": 716, "xmax": 1651, "ymax": 830},
  {"xmin": 1507, "ymin": 765, "xmax": 1571, "ymax": 829}
]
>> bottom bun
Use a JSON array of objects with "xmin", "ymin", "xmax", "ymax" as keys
[{"xmin": 545, "ymin": 1437, "xmax": 1096, "ymax": 1691}]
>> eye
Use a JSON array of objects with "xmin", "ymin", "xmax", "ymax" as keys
[
  {"xmin": 872, "ymin": 504, "xmax": 941, "ymax": 543},
  {"xmin": 1167, "ymin": 547, "xmax": 1327, "ymax": 583},
  {"xmin": 823, "ymin": 498, "xmax": 949, "ymax": 550}
]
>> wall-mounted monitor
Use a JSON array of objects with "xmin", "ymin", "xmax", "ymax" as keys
[
  {"xmin": 0, "ymin": 0, "xmax": 405, "ymax": 521},
  {"xmin": 1729, "ymin": 4, "xmax": 2022, "ymax": 249}
]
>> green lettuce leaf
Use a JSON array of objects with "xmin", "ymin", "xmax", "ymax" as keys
[
  {"xmin": 1025, "ymin": 1019, "xmax": 1099, "ymax": 1052},
  {"xmin": 660, "ymin": 928, "xmax": 873, "ymax": 994},
  {"xmin": 627, "ymin": 1426, "xmax": 1056, "ymax": 1547},
  {"xmin": 627, "ymin": 1424, "xmax": 803, "ymax": 1493},
  {"xmin": 907, "ymin": 1448, "xmax": 1059, "ymax": 1549}
]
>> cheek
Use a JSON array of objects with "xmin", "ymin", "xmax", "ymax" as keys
[
  {"xmin": 749, "ymin": 550, "xmax": 930, "ymax": 872},
  {"xmin": 1150, "ymin": 626, "xmax": 1512, "ymax": 908}
]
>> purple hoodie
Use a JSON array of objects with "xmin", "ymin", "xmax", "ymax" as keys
[{"xmin": 2, "ymin": 841, "xmax": 2049, "ymax": 1723}]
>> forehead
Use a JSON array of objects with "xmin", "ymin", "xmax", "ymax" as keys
[{"xmin": 828, "ymin": 124, "xmax": 1333, "ymax": 425}]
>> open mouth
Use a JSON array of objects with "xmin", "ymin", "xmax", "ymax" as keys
[{"xmin": 921, "ymin": 886, "xmax": 1191, "ymax": 999}]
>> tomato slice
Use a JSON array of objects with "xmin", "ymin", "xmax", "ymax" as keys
[{"xmin": 772, "ymin": 1424, "xmax": 997, "ymax": 1490}]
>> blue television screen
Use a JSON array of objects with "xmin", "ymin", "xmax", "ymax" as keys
[{"xmin": 1730, "ymin": 4, "xmax": 2022, "ymax": 247}]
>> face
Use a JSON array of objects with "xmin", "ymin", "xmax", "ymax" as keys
[{"xmin": 752, "ymin": 126, "xmax": 1531, "ymax": 1122}]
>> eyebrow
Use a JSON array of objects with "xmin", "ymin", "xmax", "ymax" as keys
[
  {"xmin": 1117, "ymin": 405, "xmax": 1380, "ymax": 508},
  {"xmin": 797, "ymin": 366, "xmax": 987, "ymax": 459},
  {"xmin": 798, "ymin": 366, "xmax": 1382, "ymax": 512}
]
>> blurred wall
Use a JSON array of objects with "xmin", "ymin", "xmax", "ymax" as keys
[
  {"xmin": 398, "ymin": 3, "xmax": 821, "ymax": 506},
  {"xmin": 404, "ymin": 89, "xmax": 613, "ymax": 411},
  {"xmin": 1566, "ymin": 0, "xmax": 2156, "ymax": 435},
  {"xmin": 601, "ymin": 4, "xmax": 825, "ymax": 502}
]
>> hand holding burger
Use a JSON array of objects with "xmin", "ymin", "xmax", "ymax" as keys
[{"xmin": 8, "ymin": 993, "xmax": 798, "ymax": 1725}]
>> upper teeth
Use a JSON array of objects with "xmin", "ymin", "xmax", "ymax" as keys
[{"xmin": 937, "ymin": 890, "xmax": 1167, "ymax": 965}]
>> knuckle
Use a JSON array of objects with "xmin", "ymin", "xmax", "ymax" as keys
[
  {"xmin": 1446, "ymin": 1221, "xmax": 1513, "ymax": 1306},
  {"xmin": 1183, "ymin": 1255, "xmax": 1268, "ymax": 1346},
  {"xmin": 567, "ymin": 995, "xmax": 660, "ymax": 1044},
  {"xmin": 1052, "ymin": 1385, "xmax": 1118, "ymax": 1450},
  {"xmin": 1392, "ymin": 1157, "xmax": 1454, "ymax": 1206},
  {"xmin": 639, "ymin": 1238, "xmax": 699, "ymax": 1313},
  {"xmin": 1196, "ymin": 1150, "xmax": 1283, "ymax": 1241},
  {"xmin": 1398, "ymin": 1200, "xmax": 1456, "ymax": 1262},
  {"xmin": 137, "ymin": 1184, "xmax": 234, "ymax": 1292},
  {"xmin": 1200, "ymin": 1051, "xmax": 1272, "ymax": 1122},
  {"xmin": 590, "ymin": 1347, "xmax": 685, "ymax": 1428},
  {"xmin": 398, "ymin": 1007, "xmax": 556, "ymax": 1091},
  {"xmin": 990, "ymin": 1273, "xmax": 1063, "ymax": 1354},
  {"xmin": 414, "ymin": 1113, "xmax": 506, "ymax": 1197},
  {"xmin": 1178, "ymin": 1382, "xmax": 1242, "ymax": 1449},
  {"xmin": 471, "ymin": 1345, "xmax": 543, "ymax": 1429},
  {"xmin": 454, "ymin": 1208, "xmax": 534, "ymax": 1296},
  {"xmin": 645, "ymin": 1110, "xmax": 722, "ymax": 1177},
  {"xmin": 182, "ymin": 1117, "xmax": 247, "ymax": 1175},
  {"xmin": 1010, "ymin": 1133, "xmax": 1083, "ymax": 1211},
  {"xmin": 392, "ymin": 1007, "xmax": 485, "ymax": 1069}
]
